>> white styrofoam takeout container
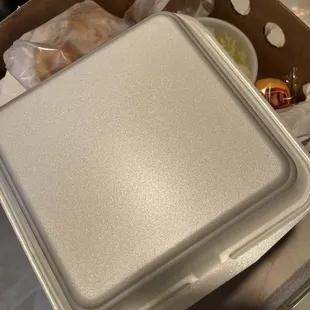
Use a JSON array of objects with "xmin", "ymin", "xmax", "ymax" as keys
[{"xmin": 1, "ymin": 13, "xmax": 310, "ymax": 310}]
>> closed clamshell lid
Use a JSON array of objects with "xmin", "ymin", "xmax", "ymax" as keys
[{"xmin": 0, "ymin": 14, "xmax": 298, "ymax": 309}]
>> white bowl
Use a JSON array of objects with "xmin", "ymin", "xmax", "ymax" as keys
[{"xmin": 197, "ymin": 17, "xmax": 258, "ymax": 82}]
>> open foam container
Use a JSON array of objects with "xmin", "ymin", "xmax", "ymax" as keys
[{"xmin": 1, "ymin": 13, "xmax": 310, "ymax": 310}]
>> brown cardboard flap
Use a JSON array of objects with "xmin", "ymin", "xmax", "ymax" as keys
[
  {"xmin": 211, "ymin": 0, "xmax": 310, "ymax": 88},
  {"xmin": 0, "ymin": 0, "xmax": 134, "ymax": 77}
]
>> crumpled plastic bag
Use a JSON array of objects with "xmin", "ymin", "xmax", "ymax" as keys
[
  {"xmin": 278, "ymin": 83, "xmax": 310, "ymax": 151},
  {"xmin": 3, "ymin": 0, "xmax": 130, "ymax": 89},
  {"xmin": 124, "ymin": 0, "xmax": 214, "ymax": 24}
]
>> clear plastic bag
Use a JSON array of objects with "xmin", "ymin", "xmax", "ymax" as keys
[
  {"xmin": 3, "ymin": 0, "xmax": 130, "ymax": 89},
  {"xmin": 124, "ymin": 0, "xmax": 214, "ymax": 25},
  {"xmin": 278, "ymin": 83, "xmax": 310, "ymax": 152}
]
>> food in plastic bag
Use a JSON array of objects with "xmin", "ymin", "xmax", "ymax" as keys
[
  {"xmin": 3, "ymin": 0, "xmax": 130, "ymax": 89},
  {"xmin": 34, "ymin": 43, "xmax": 80, "ymax": 82},
  {"xmin": 124, "ymin": 0, "xmax": 214, "ymax": 24},
  {"xmin": 256, "ymin": 78, "xmax": 292, "ymax": 109}
]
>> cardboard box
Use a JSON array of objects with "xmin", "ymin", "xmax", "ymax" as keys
[
  {"xmin": 211, "ymin": 0, "xmax": 310, "ymax": 98},
  {"xmin": 1, "ymin": 0, "xmax": 310, "ymax": 89}
]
